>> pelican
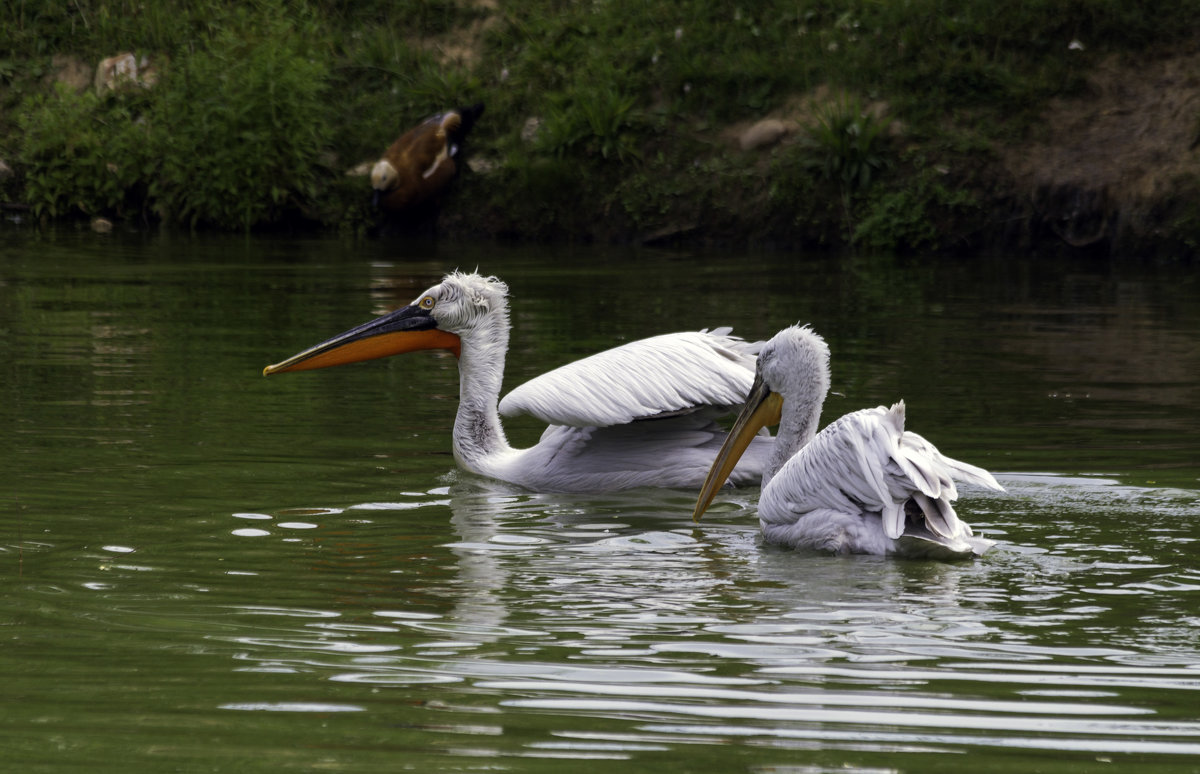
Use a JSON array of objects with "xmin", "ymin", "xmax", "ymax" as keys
[
  {"xmin": 693, "ymin": 325, "xmax": 1003, "ymax": 559},
  {"xmin": 264, "ymin": 271, "xmax": 772, "ymax": 493}
]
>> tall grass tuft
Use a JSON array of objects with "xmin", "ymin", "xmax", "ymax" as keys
[{"xmin": 806, "ymin": 97, "xmax": 892, "ymax": 193}]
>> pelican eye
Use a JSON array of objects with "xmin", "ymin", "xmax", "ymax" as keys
[{"xmin": 419, "ymin": 295, "xmax": 435, "ymax": 310}]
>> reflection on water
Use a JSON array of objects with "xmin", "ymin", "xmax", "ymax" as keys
[
  {"xmin": 193, "ymin": 474, "xmax": 1200, "ymax": 768},
  {"xmin": 2, "ymin": 234, "xmax": 1199, "ymax": 772}
]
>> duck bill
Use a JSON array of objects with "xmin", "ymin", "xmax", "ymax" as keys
[
  {"xmin": 693, "ymin": 374, "xmax": 783, "ymax": 521},
  {"xmin": 263, "ymin": 305, "xmax": 460, "ymax": 376}
]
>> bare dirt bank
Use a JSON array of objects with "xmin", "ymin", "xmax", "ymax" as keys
[{"xmin": 997, "ymin": 49, "xmax": 1200, "ymax": 255}]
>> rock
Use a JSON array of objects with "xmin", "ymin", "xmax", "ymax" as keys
[
  {"xmin": 91, "ymin": 217, "xmax": 114, "ymax": 233},
  {"xmin": 49, "ymin": 54, "xmax": 93, "ymax": 93},
  {"xmin": 139, "ymin": 54, "xmax": 164, "ymax": 88},
  {"xmin": 521, "ymin": 117, "xmax": 542, "ymax": 144},
  {"xmin": 739, "ymin": 119, "xmax": 789, "ymax": 151},
  {"xmin": 95, "ymin": 53, "xmax": 137, "ymax": 94},
  {"xmin": 466, "ymin": 157, "xmax": 497, "ymax": 175},
  {"xmin": 94, "ymin": 52, "xmax": 162, "ymax": 95},
  {"xmin": 641, "ymin": 222, "xmax": 699, "ymax": 246}
]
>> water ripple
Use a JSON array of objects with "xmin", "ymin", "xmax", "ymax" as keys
[
  {"xmin": 478, "ymin": 679, "xmax": 1151, "ymax": 716},
  {"xmin": 639, "ymin": 722, "xmax": 1200, "ymax": 756},
  {"xmin": 504, "ymin": 697, "xmax": 1200, "ymax": 746}
]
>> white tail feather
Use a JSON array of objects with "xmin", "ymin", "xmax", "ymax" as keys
[
  {"xmin": 882, "ymin": 502, "xmax": 905, "ymax": 539},
  {"xmin": 941, "ymin": 456, "xmax": 1005, "ymax": 492}
]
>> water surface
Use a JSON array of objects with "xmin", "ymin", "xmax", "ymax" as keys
[{"xmin": 2, "ymin": 231, "xmax": 1199, "ymax": 772}]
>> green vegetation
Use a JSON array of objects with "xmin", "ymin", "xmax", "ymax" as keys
[
  {"xmin": 2, "ymin": 0, "xmax": 1198, "ymax": 250},
  {"xmin": 16, "ymin": 7, "xmax": 332, "ymax": 228}
]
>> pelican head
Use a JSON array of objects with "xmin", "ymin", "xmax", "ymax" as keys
[
  {"xmin": 418, "ymin": 271, "xmax": 509, "ymax": 338},
  {"xmin": 262, "ymin": 272, "xmax": 514, "ymax": 376},
  {"xmin": 693, "ymin": 325, "xmax": 829, "ymax": 520}
]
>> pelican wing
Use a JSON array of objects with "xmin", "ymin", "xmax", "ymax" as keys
[
  {"xmin": 768, "ymin": 406, "xmax": 900, "ymax": 520},
  {"xmin": 763, "ymin": 402, "xmax": 1002, "ymax": 545},
  {"xmin": 499, "ymin": 329, "xmax": 759, "ymax": 428},
  {"xmin": 899, "ymin": 430, "xmax": 1004, "ymax": 493}
]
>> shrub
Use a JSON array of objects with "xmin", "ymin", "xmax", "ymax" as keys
[
  {"xmin": 853, "ymin": 166, "xmax": 979, "ymax": 252},
  {"xmin": 148, "ymin": 8, "xmax": 333, "ymax": 229},
  {"xmin": 8, "ymin": 0, "xmax": 1200, "ymax": 243},
  {"xmin": 17, "ymin": 85, "xmax": 151, "ymax": 219},
  {"xmin": 15, "ymin": 3, "xmax": 336, "ymax": 230}
]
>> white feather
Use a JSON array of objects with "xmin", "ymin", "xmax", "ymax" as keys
[{"xmin": 499, "ymin": 330, "xmax": 758, "ymax": 427}]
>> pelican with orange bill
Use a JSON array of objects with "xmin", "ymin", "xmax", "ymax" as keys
[{"xmin": 264, "ymin": 271, "xmax": 776, "ymax": 493}]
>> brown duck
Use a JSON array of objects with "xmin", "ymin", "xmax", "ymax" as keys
[{"xmin": 371, "ymin": 103, "xmax": 484, "ymax": 214}]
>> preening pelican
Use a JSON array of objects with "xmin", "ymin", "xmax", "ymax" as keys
[
  {"xmin": 264, "ymin": 271, "xmax": 772, "ymax": 493},
  {"xmin": 694, "ymin": 325, "xmax": 1003, "ymax": 559}
]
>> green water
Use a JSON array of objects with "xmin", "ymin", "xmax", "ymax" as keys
[{"xmin": 2, "ymin": 231, "xmax": 1199, "ymax": 773}]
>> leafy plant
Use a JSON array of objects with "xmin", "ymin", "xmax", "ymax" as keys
[
  {"xmin": 853, "ymin": 164, "xmax": 980, "ymax": 252},
  {"xmin": 17, "ymin": 85, "xmax": 151, "ymax": 219},
  {"xmin": 806, "ymin": 96, "xmax": 893, "ymax": 193},
  {"xmin": 799, "ymin": 96, "xmax": 895, "ymax": 243},
  {"xmin": 539, "ymin": 77, "xmax": 643, "ymax": 164},
  {"xmin": 6, "ymin": 0, "xmax": 1200, "ymax": 245},
  {"xmin": 148, "ymin": 5, "xmax": 333, "ymax": 229}
]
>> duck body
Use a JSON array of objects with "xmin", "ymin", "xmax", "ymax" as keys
[
  {"xmin": 371, "ymin": 103, "xmax": 484, "ymax": 218},
  {"xmin": 694, "ymin": 325, "xmax": 1003, "ymax": 560}
]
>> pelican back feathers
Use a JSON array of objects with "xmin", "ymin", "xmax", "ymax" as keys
[{"xmin": 758, "ymin": 401, "xmax": 1002, "ymax": 557}]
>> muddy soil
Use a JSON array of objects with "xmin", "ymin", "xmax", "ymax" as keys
[{"xmin": 999, "ymin": 50, "xmax": 1200, "ymax": 253}]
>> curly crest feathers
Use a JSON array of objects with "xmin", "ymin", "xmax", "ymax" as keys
[
  {"xmin": 445, "ymin": 270, "xmax": 507, "ymax": 307},
  {"xmin": 426, "ymin": 271, "xmax": 511, "ymax": 337}
]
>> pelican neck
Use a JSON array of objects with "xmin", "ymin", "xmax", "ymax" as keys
[{"xmin": 450, "ymin": 321, "xmax": 514, "ymax": 470}]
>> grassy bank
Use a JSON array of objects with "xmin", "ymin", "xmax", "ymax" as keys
[{"xmin": 2, "ymin": 0, "xmax": 1198, "ymax": 253}]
